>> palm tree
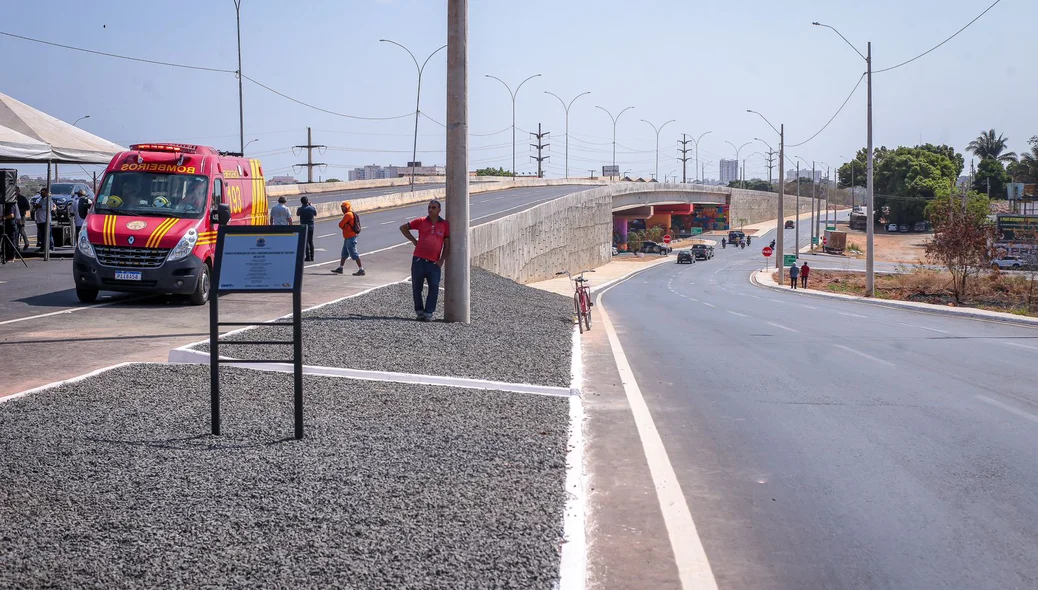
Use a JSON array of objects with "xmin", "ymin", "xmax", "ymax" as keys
[
  {"xmin": 966, "ymin": 129, "xmax": 1018, "ymax": 163},
  {"xmin": 1020, "ymin": 144, "xmax": 1038, "ymax": 180}
]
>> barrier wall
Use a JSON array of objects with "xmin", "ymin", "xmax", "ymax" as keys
[{"xmin": 729, "ymin": 188, "xmax": 827, "ymax": 225}]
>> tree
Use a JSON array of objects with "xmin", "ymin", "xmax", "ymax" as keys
[
  {"xmin": 925, "ymin": 196, "xmax": 992, "ymax": 303},
  {"xmin": 727, "ymin": 178, "xmax": 772, "ymax": 191},
  {"xmin": 966, "ymin": 129, "xmax": 1017, "ymax": 163},
  {"xmin": 324, "ymin": 178, "xmax": 341, "ymax": 183},
  {"xmin": 1012, "ymin": 136, "xmax": 1038, "ymax": 182},
  {"xmin": 973, "ymin": 158, "xmax": 1010, "ymax": 197},
  {"xmin": 476, "ymin": 167, "xmax": 513, "ymax": 177},
  {"xmin": 626, "ymin": 229, "xmax": 645, "ymax": 253}
]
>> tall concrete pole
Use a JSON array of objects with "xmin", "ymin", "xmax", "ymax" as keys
[
  {"xmin": 795, "ymin": 160, "xmax": 800, "ymax": 259},
  {"xmin": 777, "ymin": 124, "xmax": 785, "ymax": 283},
  {"xmin": 486, "ymin": 73, "xmax": 541, "ymax": 181},
  {"xmin": 865, "ymin": 41, "xmax": 875, "ymax": 297},
  {"xmin": 234, "ymin": 0, "xmax": 244, "ymax": 154},
  {"xmin": 545, "ymin": 91, "xmax": 590, "ymax": 179},
  {"xmin": 642, "ymin": 119, "xmax": 674, "ymax": 182},
  {"xmin": 692, "ymin": 131, "xmax": 711, "ymax": 183},
  {"xmin": 445, "ymin": 0, "xmax": 469, "ymax": 323},
  {"xmin": 596, "ymin": 106, "xmax": 634, "ymax": 179}
]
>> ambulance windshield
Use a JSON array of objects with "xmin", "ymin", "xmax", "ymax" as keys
[{"xmin": 95, "ymin": 172, "xmax": 210, "ymax": 219}]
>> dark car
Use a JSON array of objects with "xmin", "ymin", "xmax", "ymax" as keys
[
  {"xmin": 898, "ymin": 224, "xmax": 911, "ymax": 233},
  {"xmin": 677, "ymin": 250, "xmax": 694, "ymax": 264},
  {"xmin": 690, "ymin": 244, "xmax": 713, "ymax": 260},
  {"xmin": 641, "ymin": 241, "xmax": 671, "ymax": 255},
  {"xmin": 785, "ymin": 220, "xmax": 795, "ymax": 229},
  {"xmin": 728, "ymin": 230, "xmax": 746, "ymax": 244}
]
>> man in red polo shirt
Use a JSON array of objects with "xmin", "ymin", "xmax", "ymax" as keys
[{"xmin": 399, "ymin": 200, "xmax": 450, "ymax": 321}]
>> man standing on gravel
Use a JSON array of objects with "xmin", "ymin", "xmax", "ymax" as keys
[
  {"xmin": 788, "ymin": 261, "xmax": 800, "ymax": 289},
  {"xmin": 399, "ymin": 200, "xmax": 450, "ymax": 321}
]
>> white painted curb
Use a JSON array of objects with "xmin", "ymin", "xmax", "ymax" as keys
[
  {"xmin": 558, "ymin": 326, "xmax": 587, "ymax": 590},
  {"xmin": 2, "ymin": 362, "xmax": 140, "ymax": 404}
]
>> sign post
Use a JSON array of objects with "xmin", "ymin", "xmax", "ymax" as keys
[
  {"xmin": 210, "ymin": 225, "xmax": 307, "ymax": 439},
  {"xmin": 762, "ymin": 245, "xmax": 773, "ymax": 271},
  {"xmin": 782, "ymin": 254, "xmax": 797, "ymax": 268}
]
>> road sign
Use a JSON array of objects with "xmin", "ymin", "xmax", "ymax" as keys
[
  {"xmin": 762, "ymin": 246, "xmax": 773, "ymax": 257},
  {"xmin": 812, "ymin": 236, "xmax": 819, "ymax": 245},
  {"xmin": 783, "ymin": 254, "xmax": 797, "ymax": 267},
  {"xmin": 827, "ymin": 225, "xmax": 836, "ymax": 231},
  {"xmin": 663, "ymin": 234, "xmax": 672, "ymax": 244},
  {"xmin": 603, "ymin": 165, "xmax": 620, "ymax": 177},
  {"xmin": 690, "ymin": 227, "xmax": 703, "ymax": 236}
]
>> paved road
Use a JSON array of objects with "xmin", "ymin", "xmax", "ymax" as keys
[
  {"xmin": 596, "ymin": 223, "xmax": 1038, "ymax": 588},
  {"xmin": 0, "ymin": 184, "xmax": 590, "ymax": 396}
]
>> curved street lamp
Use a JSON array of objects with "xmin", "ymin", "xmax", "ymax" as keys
[
  {"xmin": 725, "ymin": 140, "xmax": 752, "ymax": 185},
  {"xmin": 244, "ymin": 138, "xmax": 259, "ymax": 153},
  {"xmin": 689, "ymin": 131, "xmax": 711, "ymax": 183},
  {"xmin": 596, "ymin": 105, "xmax": 634, "ymax": 178},
  {"xmin": 381, "ymin": 39, "xmax": 447, "ymax": 191},
  {"xmin": 642, "ymin": 118, "xmax": 675, "ymax": 182},
  {"xmin": 747, "ymin": 109, "xmax": 786, "ymax": 282},
  {"xmin": 545, "ymin": 91, "xmax": 590, "ymax": 179},
  {"xmin": 486, "ymin": 73, "xmax": 542, "ymax": 180}
]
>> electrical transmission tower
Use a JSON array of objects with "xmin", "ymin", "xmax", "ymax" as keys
[
  {"xmin": 530, "ymin": 123, "xmax": 550, "ymax": 178},
  {"xmin": 678, "ymin": 134, "xmax": 694, "ymax": 183},
  {"xmin": 294, "ymin": 127, "xmax": 326, "ymax": 183}
]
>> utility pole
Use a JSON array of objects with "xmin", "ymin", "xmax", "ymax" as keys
[
  {"xmin": 678, "ymin": 134, "xmax": 693, "ymax": 183},
  {"xmin": 866, "ymin": 41, "xmax": 875, "ymax": 297},
  {"xmin": 813, "ymin": 161, "xmax": 820, "ymax": 243},
  {"xmin": 487, "ymin": 73, "xmax": 541, "ymax": 181},
  {"xmin": 778, "ymin": 124, "xmax": 785, "ymax": 283},
  {"xmin": 445, "ymin": 0, "xmax": 469, "ymax": 323},
  {"xmin": 233, "ymin": 0, "xmax": 244, "ymax": 154},
  {"xmin": 530, "ymin": 123, "xmax": 550, "ymax": 178},
  {"xmin": 544, "ymin": 91, "xmax": 589, "ymax": 179},
  {"xmin": 597, "ymin": 105, "xmax": 635, "ymax": 179},
  {"xmin": 294, "ymin": 127, "xmax": 326, "ymax": 184},
  {"xmin": 795, "ymin": 160, "xmax": 800, "ymax": 259},
  {"xmin": 642, "ymin": 119, "xmax": 675, "ymax": 182}
]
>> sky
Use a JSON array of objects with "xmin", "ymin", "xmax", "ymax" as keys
[{"xmin": 3, "ymin": 0, "xmax": 1035, "ymax": 183}]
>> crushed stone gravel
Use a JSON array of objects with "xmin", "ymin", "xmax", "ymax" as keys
[
  {"xmin": 201, "ymin": 268, "xmax": 575, "ymax": 387},
  {"xmin": 0, "ymin": 364, "xmax": 570, "ymax": 589}
]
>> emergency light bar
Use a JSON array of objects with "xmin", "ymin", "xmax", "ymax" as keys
[{"xmin": 130, "ymin": 143, "xmax": 203, "ymax": 153}]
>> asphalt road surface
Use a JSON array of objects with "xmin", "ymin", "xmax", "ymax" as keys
[
  {"xmin": 599, "ymin": 223, "xmax": 1038, "ymax": 588},
  {"xmin": 0, "ymin": 184, "xmax": 590, "ymax": 395}
]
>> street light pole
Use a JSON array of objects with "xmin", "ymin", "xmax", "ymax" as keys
[
  {"xmin": 243, "ymin": 138, "xmax": 259, "ymax": 153},
  {"xmin": 545, "ymin": 91, "xmax": 590, "ymax": 179},
  {"xmin": 725, "ymin": 141, "xmax": 752, "ymax": 186},
  {"xmin": 233, "ymin": 0, "xmax": 244, "ymax": 154},
  {"xmin": 381, "ymin": 39, "xmax": 447, "ymax": 192},
  {"xmin": 486, "ymin": 73, "xmax": 541, "ymax": 181},
  {"xmin": 690, "ymin": 131, "xmax": 711, "ymax": 183},
  {"xmin": 445, "ymin": 0, "xmax": 469, "ymax": 323},
  {"xmin": 813, "ymin": 21, "xmax": 874, "ymax": 296},
  {"xmin": 748, "ymin": 110, "xmax": 784, "ymax": 284},
  {"xmin": 642, "ymin": 118, "xmax": 675, "ymax": 181},
  {"xmin": 596, "ymin": 105, "xmax": 634, "ymax": 179}
]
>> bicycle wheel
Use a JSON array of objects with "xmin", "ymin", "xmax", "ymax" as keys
[
  {"xmin": 573, "ymin": 291, "xmax": 584, "ymax": 334},
  {"xmin": 580, "ymin": 288, "xmax": 593, "ymax": 331}
]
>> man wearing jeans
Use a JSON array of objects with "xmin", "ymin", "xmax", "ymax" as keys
[{"xmin": 399, "ymin": 200, "xmax": 450, "ymax": 321}]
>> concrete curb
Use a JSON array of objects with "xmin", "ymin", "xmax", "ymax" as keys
[{"xmin": 750, "ymin": 269, "xmax": 1038, "ymax": 328}]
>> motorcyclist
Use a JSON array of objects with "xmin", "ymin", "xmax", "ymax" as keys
[
  {"xmin": 770, "ymin": 239, "xmax": 776, "ymax": 249},
  {"xmin": 747, "ymin": 236, "xmax": 752, "ymax": 245},
  {"xmin": 740, "ymin": 240, "xmax": 746, "ymax": 249},
  {"xmin": 721, "ymin": 238, "xmax": 727, "ymax": 249}
]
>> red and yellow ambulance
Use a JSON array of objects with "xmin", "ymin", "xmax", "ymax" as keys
[{"xmin": 73, "ymin": 143, "xmax": 269, "ymax": 304}]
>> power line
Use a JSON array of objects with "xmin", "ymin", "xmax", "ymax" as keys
[
  {"xmin": 0, "ymin": 30, "xmax": 235, "ymax": 73},
  {"xmin": 787, "ymin": 74, "xmax": 866, "ymax": 148},
  {"xmin": 241, "ymin": 74, "xmax": 414, "ymax": 121},
  {"xmin": 875, "ymin": 0, "xmax": 1002, "ymax": 74}
]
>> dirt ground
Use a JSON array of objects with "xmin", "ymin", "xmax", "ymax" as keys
[
  {"xmin": 819, "ymin": 221, "xmax": 931, "ymax": 264},
  {"xmin": 776, "ymin": 268, "xmax": 1038, "ymax": 318}
]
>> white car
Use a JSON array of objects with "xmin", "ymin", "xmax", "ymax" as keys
[{"xmin": 991, "ymin": 257, "xmax": 1025, "ymax": 270}]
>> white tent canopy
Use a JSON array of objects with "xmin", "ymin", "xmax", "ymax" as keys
[{"xmin": 0, "ymin": 91, "xmax": 125, "ymax": 164}]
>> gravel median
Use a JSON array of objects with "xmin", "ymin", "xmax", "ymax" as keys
[
  {"xmin": 0, "ymin": 364, "xmax": 570, "ymax": 589},
  {"xmin": 200, "ymin": 268, "xmax": 575, "ymax": 387}
]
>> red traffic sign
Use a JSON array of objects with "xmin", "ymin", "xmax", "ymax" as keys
[
  {"xmin": 663, "ymin": 234, "xmax": 672, "ymax": 244},
  {"xmin": 762, "ymin": 246, "xmax": 773, "ymax": 257}
]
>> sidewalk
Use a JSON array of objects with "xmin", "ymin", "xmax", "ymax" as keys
[{"xmin": 530, "ymin": 255, "xmax": 673, "ymax": 297}]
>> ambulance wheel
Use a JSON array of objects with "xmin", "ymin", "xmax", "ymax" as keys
[
  {"xmin": 189, "ymin": 263, "xmax": 211, "ymax": 306},
  {"xmin": 76, "ymin": 288, "xmax": 98, "ymax": 303}
]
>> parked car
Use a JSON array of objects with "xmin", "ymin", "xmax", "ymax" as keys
[
  {"xmin": 641, "ymin": 241, "xmax": 671, "ymax": 255},
  {"xmin": 898, "ymin": 224, "xmax": 911, "ymax": 232},
  {"xmin": 30, "ymin": 182, "xmax": 95, "ymax": 222},
  {"xmin": 690, "ymin": 244, "xmax": 714, "ymax": 260},
  {"xmin": 612, "ymin": 245, "xmax": 619, "ymax": 256},
  {"xmin": 886, "ymin": 223, "xmax": 899, "ymax": 232},
  {"xmin": 991, "ymin": 256, "xmax": 1025, "ymax": 270},
  {"xmin": 784, "ymin": 220, "xmax": 795, "ymax": 229},
  {"xmin": 913, "ymin": 221, "xmax": 929, "ymax": 232},
  {"xmin": 676, "ymin": 250, "xmax": 695, "ymax": 264}
]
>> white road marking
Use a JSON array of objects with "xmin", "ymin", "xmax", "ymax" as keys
[
  {"xmin": 317, "ymin": 232, "xmax": 336, "ymax": 238},
  {"xmin": 833, "ymin": 344, "xmax": 895, "ymax": 366},
  {"xmin": 380, "ymin": 220, "xmax": 395, "ymax": 225},
  {"xmin": 0, "ymin": 295, "xmax": 150, "ymax": 326},
  {"xmin": 767, "ymin": 321, "xmax": 798, "ymax": 333},
  {"xmin": 1005, "ymin": 342, "xmax": 1038, "ymax": 351},
  {"xmin": 596, "ymin": 296, "xmax": 719, "ymax": 590},
  {"xmin": 304, "ymin": 242, "xmax": 409, "ymax": 268},
  {"xmin": 976, "ymin": 395, "xmax": 1038, "ymax": 425},
  {"xmin": 800, "ymin": 304, "xmax": 818, "ymax": 310},
  {"xmin": 687, "ymin": 297, "xmax": 699, "ymax": 302},
  {"xmin": 898, "ymin": 322, "xmax": 949, "ymax": 334},
  {"xmin": 768, "ymin": 299, "xmax": 786, "ymax": 304},
  {"xmin": 559, "ymin": 327, "xmax": 587, "ymax": 590},
  {"xmin": 838, "ymin": 311, "xmax": 867, "ymax": 318},
  {"xmin": 728, "ymin": 311, "xmax": 749, "ymax": 318},
  {"xmin": 702, "ymin": 302, "xmax": 716, "ymax": 308}
]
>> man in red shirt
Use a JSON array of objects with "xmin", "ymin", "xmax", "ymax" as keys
[{"xmin": 399, "ymin": 200, "xmax": 450, "ymax": 321}]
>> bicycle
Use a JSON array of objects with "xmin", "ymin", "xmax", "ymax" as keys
[{"xmin": 556, "ymin": 269, "xmax": 595, "ymax": 333}]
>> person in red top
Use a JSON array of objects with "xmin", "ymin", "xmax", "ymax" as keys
[
  {"xmin": 399, "ymin": 200, "xmax": 450, "ymax": 321},
  {"xmin": 800, "ymin": 261, "xmax": 810, "ymax": 288}
]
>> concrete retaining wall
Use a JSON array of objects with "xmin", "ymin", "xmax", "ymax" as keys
[
  {"xmin": 470, "ymin": 186, "xmax": 613, "ymax": 284},
  {"xmin": 729, "ymin": 188, "xmax": 827, "ymax": 226},
  {"xmin": 267, "ymin": 176, "xmax": 446, "ymax": 198}
]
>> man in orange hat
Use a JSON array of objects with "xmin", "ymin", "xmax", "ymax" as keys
[{"xmin": 332, "ymin": 200, "xmax": 364, "ymax": 275}]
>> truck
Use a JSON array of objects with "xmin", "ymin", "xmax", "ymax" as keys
[
  {"xmin": 823, "ymin": 229, "xmax": 847, "ymax": 254},
  {"xmin": 73, "ymin": 143, "xmax": 269, "ymax": 305},
  {"xmin": 848, "ymin": 207, "xmax": 868, "ymax": 230}
]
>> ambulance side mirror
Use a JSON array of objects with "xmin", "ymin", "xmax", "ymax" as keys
[{"xmin": 211, "ymin": 204, "xmax": 230, "ymax": 226}]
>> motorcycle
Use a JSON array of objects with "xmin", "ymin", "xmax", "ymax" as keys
[
  {"xmin": 747, "ymin": 236, "xmax": 752, "ymax": 246},
  {"xmin": 770, "ymin": 240, "xmax": 776, "ymax": 249},
  {"xmin": 721, "ymin": 239, "xmax": 727, "ymax": 249},
  {"xmin": 740, "ymin": 241, "xmax": 746, "ymax": 249}
]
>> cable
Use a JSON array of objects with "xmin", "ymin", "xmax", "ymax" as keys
[
  {"xmin": 787, "ymin": 74, "xmax": 866, "ymax": 148},
  {"xmin": 0, "ymin": 30, "xmax": 235, "ymax": 73},
  {"xmin": 241, "ymin": 75, "xmax": 415, "ymax": 121},
  {"xmin": 875, "ymin": 0, "xmax": 1002, "ymax": 74}
]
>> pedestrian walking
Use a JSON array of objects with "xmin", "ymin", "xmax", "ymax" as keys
[
  {"xmin": 399, "ymin": 200, "xmax": 450, "ymax": 321},
  {"xmin": 332, "ymin": 200, "xmax": 364, "ymax": 276},
  {"xmin": 297, "ymin": 196, "xmax": 317, "ymax": 262},
  {"xmin": 32, "ymin": 188, "xmax": 55, "ymax": 249},
  {"xmin": 15, "ymin": 187, "xmax": 30, "ymax": 250},
  {"xmin": 269, "ymin": 196, "xmax": 293, "ymax": 226},
  {"xmin": 72, "ymin": 189, "xmax": 92, "ymax": 244},
  {"xmin": 800, "ymin": 262, "xmax": 810, "ymax": 289},
  {"xmin": 788, "ymin": 261, "xmax": 800, "ymax": 289}
]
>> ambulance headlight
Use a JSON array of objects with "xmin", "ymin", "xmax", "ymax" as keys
[
  {"xmin": 77, "ymin": 227, "xmax": 96, "ymax": 258},
  {"xmin": 167, "ymin": 228, "xmax": 198, "ymax": 261}
]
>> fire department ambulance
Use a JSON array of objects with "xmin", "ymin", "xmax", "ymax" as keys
[{"xmin": 73, "ymin": 143, "xmax": 269, "ymax": 305}]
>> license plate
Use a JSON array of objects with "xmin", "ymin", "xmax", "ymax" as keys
[{"xmin": 114, "ymin": 271, "xmax": 142, "ymax": 281}]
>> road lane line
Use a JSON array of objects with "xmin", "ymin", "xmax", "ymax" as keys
[
  {"xmin": 767, "ymin": 321, "xmax": 798, "ymax": 333},
  {"xmin": 687, "ymin": 297, "xmax": 699, "ymax": 302},
  {"xmin": 702, "ymin": 302, "xmax": 716, "ymax": 308},
  {"xmin": 728, "ymin": 311, "xmax": 749, "ymax": 318},
  {"xmin": 898, "ymin": 322, "xmax": 949, "ymax": 334},
  {"xmin": 596, "ymin": 298, "xmax": 719, "ymax": 590},
  {"xmin": 838, "ymin": 311, "xmax": 867, "ymax": 318},
  {"xmin": 833, "ymin": 344, "xmax": 895, "ymax": 366},
  {"xmin": 1005, "ymin": 342, "xmax": 1038, "ymax": 351},
  {"xmin": 317, "ymin": 233, "xmax": 336, "ymax": 238},
  {"xmin": 304, "ymin": 242, "xmax": 409, "ymax": 268},
  {"xmin": 976, "ymin": 395, "xmax": 1038, "ymax": 425}
]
